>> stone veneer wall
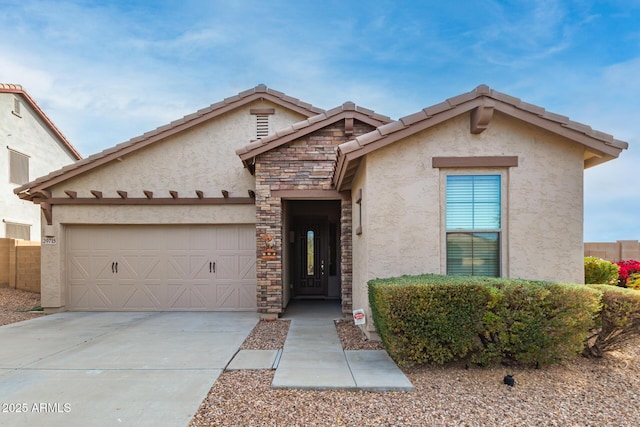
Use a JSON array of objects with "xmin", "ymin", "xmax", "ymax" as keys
[{"xmin": 254, "ymin": 121, "xmax": 374, "ymax": 315}]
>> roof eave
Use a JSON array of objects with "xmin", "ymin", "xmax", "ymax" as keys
[
  {"xmin": 13, "ymin": 85, "xmax": 324, "ymax": 196},
  {"xmin": 237, "ymin": 107, "xmax": 392, "ymax": 165},
  {"xmin": 332, "ymin": 87, "xmax": 629, "ymax": 189}
]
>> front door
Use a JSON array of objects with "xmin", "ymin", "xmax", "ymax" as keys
[{"xmin": 294, "ymin": 220, "xmax": 328, "ymax": 296}]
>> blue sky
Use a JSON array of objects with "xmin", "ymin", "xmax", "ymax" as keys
[{"xmin": 1, "ymin": 0, "xmax": 638, "ymax": 241}]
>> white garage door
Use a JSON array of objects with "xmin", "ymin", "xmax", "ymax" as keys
[{"xmin": 66, "ymin": 225, "xmax": 256, "ymax": 311}]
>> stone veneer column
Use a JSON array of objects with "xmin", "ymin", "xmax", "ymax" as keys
[
  {"xmin": 340, "ymin": 198, "xmax": 353, "ymax": 314},
  {"xmin": 255, "ymin": 183, "xmax": 283, "ymax": 316}
]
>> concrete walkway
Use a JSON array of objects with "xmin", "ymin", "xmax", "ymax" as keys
[{"xmin": 271, "ymin": 300, "xmax": 414, "ymax": 391}]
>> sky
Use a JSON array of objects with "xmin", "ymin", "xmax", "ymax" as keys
[{"xmin": 0, "ymin": 0, "xmax": 638, "ymax": 242}]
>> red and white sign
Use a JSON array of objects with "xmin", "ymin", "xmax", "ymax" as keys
[{"xmin": 353, "ymin": 309, "xmax": 366, "ymax": 325}]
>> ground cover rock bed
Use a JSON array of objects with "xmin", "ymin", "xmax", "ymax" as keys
[
  {"xmin": 191, "ymin": 316, "xmax": 640, "ymax": 426},
  {"xmin": 0, "ymin": 287, "xmax": 43, "ymax": 326},
  {"xmin": 1, "ymin": 289, "xmax": 637, "ymax": 426}
]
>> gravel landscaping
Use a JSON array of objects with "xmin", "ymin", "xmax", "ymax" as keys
[
  {"xmin": 191, "ymin": 316, "xmax": 640, "ymax": 426},
  {"xmin": 0, "ymin": 287, "xmax": 44, "ymax": 326},
  {"xmin": 1, "ymin": 288, "xmax": 638, "ymax": 426}
]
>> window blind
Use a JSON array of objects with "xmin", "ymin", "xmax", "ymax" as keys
[{"xmin": 446, "ymin": 175, "xmax": 500, "ymax": 230}]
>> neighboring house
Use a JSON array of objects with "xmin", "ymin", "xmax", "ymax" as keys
[
  {"xmin": 14, "ymin": 84, "xmax": 627, "ymax": 336},
  {"xmin": 1, "ymin": 84, "xmax": 81, "ymax": 241}
]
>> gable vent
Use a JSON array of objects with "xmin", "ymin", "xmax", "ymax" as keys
[
  {"xmin": 250, "ymin": 108, "xmax": 275, "ymax": 139},
  {"xmin": 256, "ymin": 115, "xmax": 269, "ymax": 138},
  {"xmin": 12, "ymin": 96, "xmax": 21, "ymax": 117}
]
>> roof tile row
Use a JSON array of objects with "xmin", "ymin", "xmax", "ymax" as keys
[
  {"xmin": 235, "ymin": 102, "xmax": 391, "ymax": 157},
  {"xmin": 341, "ymin": 85, "xmax": 627, "ymax": 156},
  {"xmin": 14, "ymin": 84, "xmax": 325, "ymax": 193}
]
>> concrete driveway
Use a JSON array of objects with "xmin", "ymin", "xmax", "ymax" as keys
[{"xmin": 0, "ymin": 311, "xmax": 258, "ymax": 427}]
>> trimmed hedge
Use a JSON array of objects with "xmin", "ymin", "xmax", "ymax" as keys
[
  {"xmin": 584, "ymin": 284, "xmax": 640, "ymax": 357},
  {"xmin": 369, "ymin": 274, "xmax": 601, "ymax": 366}
]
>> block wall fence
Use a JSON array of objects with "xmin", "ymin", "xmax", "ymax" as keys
[
  {"xmin": 0, "ymin": 238, "xmax": 41, "ymax": 293},
  {"xmin": 585, "ymin": 240, "xmax": 640, "ymax": 263}
]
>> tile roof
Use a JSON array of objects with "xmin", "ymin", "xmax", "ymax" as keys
[
  {"xmin": 333, "ymin": 85, "xmax": 629, "ymax": 190},
  {"xmin": 14, "ymin": 84, "xmax": 324, "ymax": 198},
  {"xmin": 1, "ymin": 83, "xmax": 82, "ymax": 160},
  {"xmin": 236, "ymin": 101, "xmax": 391, "ymax": 168}
]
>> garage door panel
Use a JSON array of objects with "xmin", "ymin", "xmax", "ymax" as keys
[
  {"xmin": 239, "ymin": 255, "xmax": 256, "ymax": 280},
  {"xmin": 120, "ymin": 283, "xmax": 163, "ymax": 310},
  {"xmin": 92, "ymin": 254, "xmax": 116, "ymax": 280},
  {"xmin": 69, "ymin": 282, "xmax": 117, "ymax": 310},
  {"xmin": 166, "ymin": 283, "xmax": 211, "ymax": 310},
  {"xmin": 215, "ymin": 283, "xmax": 244, "ymax": 310},
  {"xmin": 66, "ymin": 225, "xmax": 257, "ymax": 311},
  {"xmin": 68, "ymin": 256, "xmax": 90, "ymax": 281}
]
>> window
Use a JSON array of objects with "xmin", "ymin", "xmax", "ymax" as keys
[
  {"xmin": 446, "ymin": 175, "xmax": 500, "ymax": 277},
  {"xmin": 306, "ymin": 230, "xmax": 315, "ymax": 275},
  {"xmin": 5, "ymin": 221, "xmax": 31, "ymax": 240},
  {"xmin": 8, "ymin": 148, "xmax": 29, "ymax": 184}
]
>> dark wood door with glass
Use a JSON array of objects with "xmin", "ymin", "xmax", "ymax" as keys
[{"xmin": 294, "ymin": 220, "xmax": 328, "ymax": 296}]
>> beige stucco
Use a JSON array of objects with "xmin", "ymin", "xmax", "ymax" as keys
[
  {"xmin": 351, "ymin": 112, "xmax": 586, "ymax": 334},
  {"xmin": 0, "ymin": 92, "xmax": 77, "ymax": 240},
  {"xmin": 39, "ymin": 100, "xmax": 305, "ymax": 311},
  {"xmin": 53, "ymin": 101, "xmax": 306, "ymax": 198}
]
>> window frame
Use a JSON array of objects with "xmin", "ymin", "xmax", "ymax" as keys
[{"xmin": 443, "ymin": 171, "xmax": 506, "ymax": 277}]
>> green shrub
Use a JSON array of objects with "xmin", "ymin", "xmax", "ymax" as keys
[
  {"xmin": 477, "ymin": 281, "xmax": 600, "ymax": 365},
  {"xmin": 584, "ymin": 284, "xmax": 640, "ymax": 357},
  {"xmin": 369, "ymin": 278, "xmax": 493, "ymax": 365},
  {"xmin": 369, "ymin": 274, "xmax": 601, "ymax": 367},
  {"xmin": 584, "ymin": 257, "xmax": 619, "ymax": 285},
  {"xmin": 626, "ymin": 273, "xmax": 640, "ymax": 291}
]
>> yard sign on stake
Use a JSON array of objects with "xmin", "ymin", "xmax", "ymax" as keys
[{"xmin": 353, "ymin": 309, "xmax": 366, "ymax": 325}]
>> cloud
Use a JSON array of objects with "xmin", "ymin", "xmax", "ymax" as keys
[{"xmin": 0, "ymin": 0, "xmax": 638, "ymax": 241}]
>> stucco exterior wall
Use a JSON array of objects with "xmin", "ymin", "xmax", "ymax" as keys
[
  {"xmin": 38, "ymin": 99, "xmax": 304, "ymax": 310},
  {"xmin": 53, "ymin": 101, "xmax": 305, "ymax": 199},
  {"xmin": 351, "ymin": 111, "xmax": 586, "ymax": 333},
  {"xmin": 0, "ymin": 93, "xmax": 78, "ymax": 240},
  {"xmin": 350, "ymin": 159, "xmax": 369, "ymax": 320}
]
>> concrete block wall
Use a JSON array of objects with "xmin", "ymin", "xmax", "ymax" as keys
[
  {"xmin": 16, "ymin": 245, "xmax": 41, "ymax": 292},
  {"xmin": 0, "ymin": 238, "xmax": 41, "ymax": 292},
  {"xmin": 585, "ymin": 240, "xmax": 640, "ymax": 262}
]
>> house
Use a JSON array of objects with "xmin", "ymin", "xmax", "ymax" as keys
[
  {"xmin": 1, "ymin": 84, "xmax": 81, "ymax": 240},
  {"xmin": 14, "ymin": 84, "xmax": 627, "ymax": 336}
]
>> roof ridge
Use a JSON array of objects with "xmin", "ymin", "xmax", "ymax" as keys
[
  {"xmin": 14, "ymin": 85, "xmax": 324, "ymax": 195},
  {"xmin": 334, "ymin": 85, "xmax": 628, "ymax": 190},
  {"xmin": 382, "ymin": 84, "xmax": 628, "ymax": 149},
  {"xmin": 114, "ymin": 84, "xmax": 326, "ymax": 149}
]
